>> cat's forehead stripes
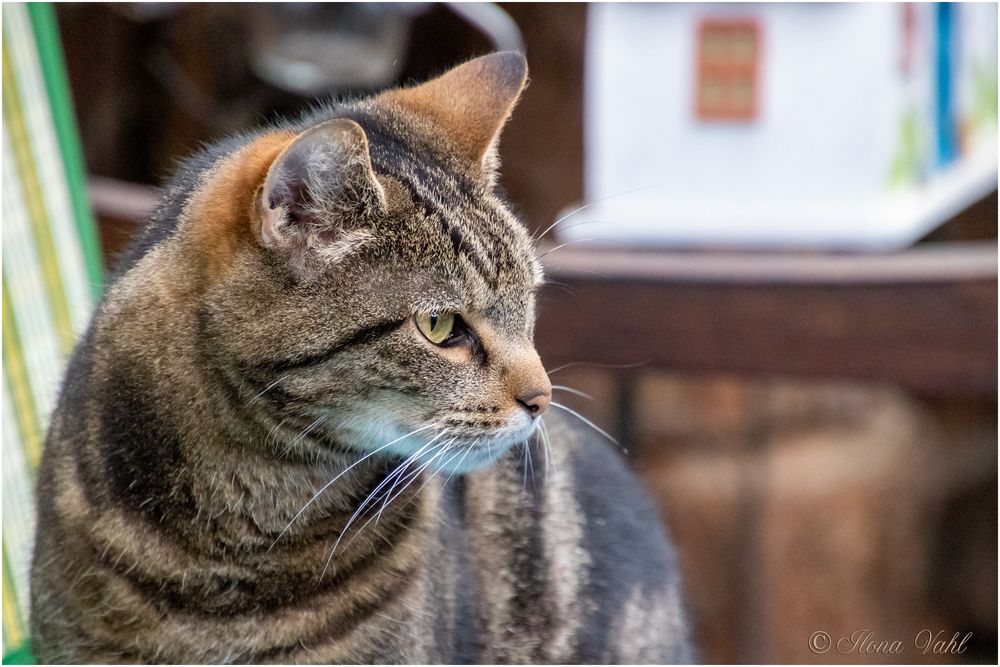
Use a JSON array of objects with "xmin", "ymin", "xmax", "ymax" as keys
[{"xmin": 346, "ymin": 105, "xmax": 538, "ymax": 331}]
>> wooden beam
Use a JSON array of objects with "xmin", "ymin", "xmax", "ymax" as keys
[
  {"xmin": 535, "ymin": 243, "xmax": 998, "ymax": 395},
  {"xmin": 88, "ymin": 175, "xmax": 159, "ymax": 223}
]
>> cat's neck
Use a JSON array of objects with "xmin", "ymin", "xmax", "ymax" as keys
[{"xmin": 179, "ymin": 362, "xmax": 430, "ymax": 562}]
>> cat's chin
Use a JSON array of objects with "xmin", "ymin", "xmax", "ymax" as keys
[{"xmin": 426, "ymin": 439, "xmax": 515, "ymax": 475}]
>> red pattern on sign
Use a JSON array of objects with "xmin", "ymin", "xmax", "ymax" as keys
[{"xmin": 695, "ymin": 19, "xmax": 762, "ymax": 121}]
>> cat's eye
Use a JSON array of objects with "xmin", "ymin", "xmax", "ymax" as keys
[{"xmin": 416, "ymin": 312, "xmax": 456, "ymax": 345}]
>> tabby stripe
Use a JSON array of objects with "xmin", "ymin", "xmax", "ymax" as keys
[
  {"xmin": 368, "ymin": 150, "xmax": 489, "ymax": 267},
  {"xmin": 79, "ymin": 466, "xmax": 420, "ymax": 616},
  {"xmin": 252, "ymin": 317, "xmax": 406, "ymax": 374},
  {"xmin": 384, "ymin": 168, "xmax": 496, "ymax": 291},
  {"xmin": 89, "ymin": 493, "xmax": 421, "ymax": 617},
  {"xmin": 194, "ymin": 306, "xmax": 317, "ymax": 455},
  {"xmin": 253, "ymin": 567, "xmax": 419, "ymax": 662},
  {"xmin": 356, "ymin": 114, "xmax": 499, "ymax": 288},
  {"xmin": 449, "ymin": 476, "xmax": 481, "ymax": 663},
  {"xmin": 358, "ymin": 116, "xmax": 482, "ymax": 206},
  {"xmin": 446, "ymin": 221, "xmax": 497, "ymax": 291},
  {"xmin": 419, "ymin": 184, "xmax": 498, "ymax": 289},
  {"xmin": 510, "ymin": 437, "xmax": 553, "ymax": 658}
]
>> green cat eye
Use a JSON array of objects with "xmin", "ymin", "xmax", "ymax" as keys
[{"xmin": 415, "ymin": 312, "xmax": 456, "ymax": 345}]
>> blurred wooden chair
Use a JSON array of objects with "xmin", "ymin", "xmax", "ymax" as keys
[{"xmin": 2, "ymin": 4, "xmax": 102, "ymax": 661}]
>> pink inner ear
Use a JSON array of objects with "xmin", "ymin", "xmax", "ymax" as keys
[
  {"xmin": 259, "ymin": 140, "xmax": 325, "ymax": 247},
  {"xmin": 258, "ymin": 118, "xmax": 386, "ymax": 254},
  {"xmin": 260, "ymin": 189, "xmax": 285, "ymax": 247},
  {"xmin": 266, "ymin": 150, "xmax": 319, "ymax": 222}
]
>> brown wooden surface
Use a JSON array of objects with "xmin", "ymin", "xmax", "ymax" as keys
[{"xmin": 534, "ymin": 243, "xmax": 998, "ymax": 395}]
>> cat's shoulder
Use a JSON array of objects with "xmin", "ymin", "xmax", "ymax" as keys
[
  {"xmin": 548, "ymin": 411, "xmax": 691, "ymax": 659},
  {"xmin": 542, "ymin": 410, "xmax": 668, "ymax": 541}
]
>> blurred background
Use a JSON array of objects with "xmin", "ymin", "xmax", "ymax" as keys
[{"xmin": 2, "ymin": 3, "xmax": 997, "ymax": 663}]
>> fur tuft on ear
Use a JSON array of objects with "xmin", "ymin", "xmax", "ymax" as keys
[
  {"xmin": 379, "ymin": 51, "xmax": 528, "ymax": 176},
  {"xmin": 259, "ymin": 118, "xmax": 385, "ymax": 269}
]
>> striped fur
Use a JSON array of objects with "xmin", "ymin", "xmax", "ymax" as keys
[{"xmin": 30, "ymin": 53, "xmax": 691, "ymax": 663}]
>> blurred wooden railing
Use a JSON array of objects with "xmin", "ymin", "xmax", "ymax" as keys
[
  {"xmin": 90, "ymin": 176, "xmax": 998, "ymax": 396},
  {"xmin": 534, "ymin": 243, "xmax": 997, "ymax": 395}
]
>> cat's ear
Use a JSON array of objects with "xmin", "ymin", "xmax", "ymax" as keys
[
  {"xmin": 380, "ymin": 51, "xmax": 528, "ymax": 176},
  {"xmin": 259, "ymin": 118, "xmax": 385, "ymax": 251}
]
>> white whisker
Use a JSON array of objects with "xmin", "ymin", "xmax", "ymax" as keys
[
  {"xmin": 539, "ymin": 418, "xmax": 555, "ymax": 479},
  {"xmin": 319, "ymin": 454, "xmax": 422, "ymax": 578},
  {"xmin": 521, "ymin": 439, "xmax": 529, "ymax": 492},
  {"xmin": 319, "ymin": 430, "xmax": 453, "ymax": 580},
  {"xmin": 334, "ymin": 442, "xmax": 454, "ymax": 563},
  {"xmin": 542, "ymin": 280, "xmax": 576, "ymax": 297},
  {"xmin": 248, "ymin": 374, "xmax": 289, "ymax": 405},
  {"xmin": 525, "ymin": 438, "xmax": 535, "ymax": 487},
  {"xmin": 375, "ymin": 432, "xmax": 450, "ymax": 522},
  {"xmin": 290, "ymin": 415, "xmax": 326, "ymax": 446},
  {"xmin": 550, "ymin": 401, "xmax": 625, "ymax": 453},
  {"xmin": 265, "ymin": 418, "xmax": 288, "ymax": 447},
  {"xmin": 534, "ymin": 183, "xmax": 660, "ymax": 243},
  {"xmin": 347, "ymin": 439, "xmax": 439, "ymax": 530},
  {"xmin": 540, "ymin": 435, "xmax": 549, "ymax": 478},
  {"xmin": 541, "ymin": 219, "xmax": 626, "ymax": 240},
  {"xmin": 551, "ymin": 384, "xmax": 593, "ymax": 401},
  {"xmin": 537, "ymin": 237, "xmax": 603, "ymax": 259},
  {"xmin": 267, "ymin": 422, "xmax": 438, "ymax": 551},
  {"xmin": 546, "ymin": 359, "xmax": 650, "ymax": 376},
  {"xmin": 441, "ymin": 443, "xmax": 475, "ymax": 489},
  {"xmin": 379, "ymin": 439, "xmax": 461, "ymax": 520}
]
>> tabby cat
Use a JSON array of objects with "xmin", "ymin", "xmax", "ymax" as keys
[{"xmin": 30, "ymin": 52, "xmax": 691, "ymax": 664}]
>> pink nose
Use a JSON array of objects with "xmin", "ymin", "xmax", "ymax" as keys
[
  {"xmin": 516, "ymin": 389, "xmax": 551, "ymax": 417},
  {"xmin": 506, "ymin": 347, "xmax": 551, "ymax": 418}
]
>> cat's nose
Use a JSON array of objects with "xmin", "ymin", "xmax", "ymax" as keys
[
  {"xmin": 505, "ymin": 347, "xmax": 551, "ymax": 418},
  {"xmin": 516, "ymin": 389, "xmax": 551, "ymax": 417}
]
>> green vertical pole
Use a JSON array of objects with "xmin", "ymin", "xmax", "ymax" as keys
[{"xmin": 24, "ymin": 3, "xmax": 103, "ymax": 299}]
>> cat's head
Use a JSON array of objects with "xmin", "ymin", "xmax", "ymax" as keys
[{"xmin": 184, "ymin": 52, "xmax": 549, "ymax": 473}]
